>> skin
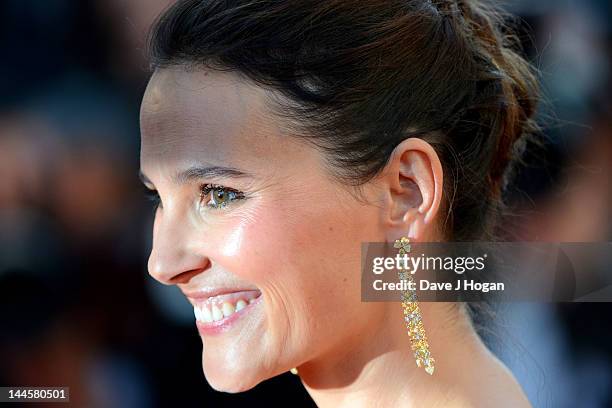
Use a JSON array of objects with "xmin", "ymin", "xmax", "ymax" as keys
[{"xmin": 139, "ymin": 67, "xmax": 532, "ymax": 407}]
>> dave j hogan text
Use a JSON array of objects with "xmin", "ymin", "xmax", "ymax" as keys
[{"xmin": 373, "ymin": 279, "xmax": 504, "ymax": 293}]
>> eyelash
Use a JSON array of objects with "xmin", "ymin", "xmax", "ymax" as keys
[
  {"xmin": 200, "ymin": 183, "xmax": 245, "ymax": 210},
  {"xmin": 143, "ymin": 184, "xmax": 245, "ymax": 211}
]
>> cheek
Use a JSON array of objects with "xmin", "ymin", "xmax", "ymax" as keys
[
  {"xmin": 222, "ymin": 196, "xmax": 379, "ymax": 336},
  {"xmin": 217, "ymin": 217, "xmax": 247, "ymax": 258},
  {"xmin": 224, "ymin": 202, "xmax": 358, "ymax": 285}
]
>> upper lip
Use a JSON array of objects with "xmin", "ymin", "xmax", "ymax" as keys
[{"xmin": 180, "ymin": 287, "xmax": 261, "ymax": 302}]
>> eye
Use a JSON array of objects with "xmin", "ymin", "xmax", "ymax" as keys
[{"xmin": 200, "ymin": 184, "xmax": 245, "ymax": 210}]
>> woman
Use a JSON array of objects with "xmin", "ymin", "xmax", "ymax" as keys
[{"xmin": 139, "ymin": 0, "xmax": 538, "ymax": 406}]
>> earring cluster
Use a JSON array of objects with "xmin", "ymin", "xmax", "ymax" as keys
[{"xmin": 394, "ymin": 236, "xmax": 435, "ymax": 375}]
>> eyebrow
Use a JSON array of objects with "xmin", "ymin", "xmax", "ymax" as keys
[{"xmin": 139, "ymin": 165, "xmax": 254, "ymax": 186}]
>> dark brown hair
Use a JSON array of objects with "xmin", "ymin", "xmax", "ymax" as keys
[{"xmin": 147, "ymin": 0, "xmax": 540, "ymax": 241}]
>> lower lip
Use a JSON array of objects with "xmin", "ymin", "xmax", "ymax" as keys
[{"xmin": 195, "ymin": 295, "xmax": 262, "ymax": 336}]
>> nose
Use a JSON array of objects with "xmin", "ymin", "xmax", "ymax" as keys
[{"xmin": 148, "ymin": 210, "xmax": 210, "ymax": 285}]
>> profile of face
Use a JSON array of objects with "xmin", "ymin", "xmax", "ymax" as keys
[{"xmin": 139, "ymin": 68, "xmax": 443, "ymax": 392}]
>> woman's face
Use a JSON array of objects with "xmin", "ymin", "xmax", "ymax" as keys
[{"xmin": 139, "ymin": 68, "xmax": 387, "ymax": 392}]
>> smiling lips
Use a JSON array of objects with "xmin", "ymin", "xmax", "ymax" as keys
[{"xmin": 187, "ymin": 290, "xmax": 261, "ymax": 331}]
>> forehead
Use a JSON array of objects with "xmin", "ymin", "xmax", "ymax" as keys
[{"xmin": 139, "ymin": 68, "xmax": 300, "ymax": 176}]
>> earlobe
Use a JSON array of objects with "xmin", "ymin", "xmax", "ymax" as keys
[
  {"xmin": 382, "ymin": 137, "xmax": 443, "ymax": 241},
  {"xmin": 408, "ymin": 215, "xmax": 424, "ymax": 239}
]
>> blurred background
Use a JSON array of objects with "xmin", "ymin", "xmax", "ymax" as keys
[{"xmin": 0, "ymin": 1, "xmax": 610, "ymax": 407}]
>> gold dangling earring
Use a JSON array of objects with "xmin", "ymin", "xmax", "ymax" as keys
[
  {"xmin": 394, "ymin": 236, "xmax": 435, "ymax": 375},
  {"xmin": 290, "ymin": 367, "xmax": 299, "ymax": 375}
]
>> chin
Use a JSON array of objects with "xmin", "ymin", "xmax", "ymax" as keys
[
  {"xmin": 205, "ymin": 375, "xmax": 259, "ymax": 394},
  {"xmin": 201, "ymin": 354, "xmax": 268, "ymax": 393}
]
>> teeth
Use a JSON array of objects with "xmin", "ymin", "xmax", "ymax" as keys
[
  {"xmin": 235, "ymin": 299, "xmax": 247, "ymax": 311},
  {"xmin": 222, "ymin": 302, "xmax": 235, "ymax": 317},
  {"xmin": 211, "ymin": 304, "xmax": 223, "ymax": 321},
  {"xmin": 194, "ymin": 297, "xmax": 258, "ymax": 323},
  {"xmin": 201, "ymin": 306, "xmax": 212, "ymax": 323}
]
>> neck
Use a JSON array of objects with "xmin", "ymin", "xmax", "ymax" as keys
[{"xmin": 297, "ymin": 302, "xmax": 520, "ymax": 407}]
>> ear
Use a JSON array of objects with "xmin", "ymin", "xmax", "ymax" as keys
[{"xmin": 380, "ymin": 137, "xmax": 443, "ymax": 242}]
